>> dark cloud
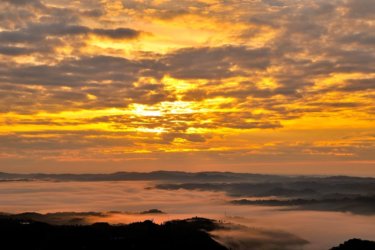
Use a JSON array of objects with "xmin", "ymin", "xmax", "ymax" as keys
[
  {"xmin": 0, "ymin": 23, "xmax": 141, "ymax": 56},
  {"xmin": 50, "ymin": 56, "xmax": 149, "ymax": 84},
  {"xmin": 346, "ymin": 0, "xmax": 375, "ymax": 19},
  {"xmin": 0, "ymin": 45, "xmax": 35, "ymax": 55},
  {"xmin": 2, "ymin": 0, "xmax": 41, "ymax": 6},
  {"xmin": 339, "ymin": 33, "xmax": 375, "ymax": 46},
  {"xmin": 92, "ymin": 28, "xmax": 140, "ymax": 39},
  {"xmin": 261, "ymin": 0, "xmax": 286, "ymax": 7},
  {"xmin": 161, "ymin": 132, "xmax": 206, "ymax": 143},
  {"xmin": 80, "ymin": 9, "xmax": 104, "ymax": 17},
  {"xmin": 163, "ymin": 46, "xmax": 270, "ymax": 80},
  {"xmin": 25, "ymin": 24, "xmax": 141, "ymax": 40},
  {"xmin": 0, "ymin": 133, "xmax": 134, "ymax": 151},
  {"xmin": 121, "ymin": 0, "xmax": 211, "ymax": 19},
  {"xmin": 0, "ymin": 55, "xmax": 168, "ymax": 111},
  {"xmin": 341, "ymin": 78, "xmax": 375, "ymax": 92}
]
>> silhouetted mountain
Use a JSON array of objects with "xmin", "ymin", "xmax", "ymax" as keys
[
  {"xmin": 0, "ymin": 212, "xmax": 309, "ymax": 250},
  {"xmin": 0, "ymin": 216, "xmax": 228, "ymax": 250},
  {"xmin": 330, "ymin": 238, "xmax": 375, "ymax": 250},
  {"xmin": 0, "ymin": 171, "xmax": 286, "ymax": 182}
]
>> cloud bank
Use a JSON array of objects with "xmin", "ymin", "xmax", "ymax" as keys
[{"xmin": 0, "ymin": 0, "xmax": 374, "ymax": 173}]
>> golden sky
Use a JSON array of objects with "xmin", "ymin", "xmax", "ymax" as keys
[{"xmin": 0, "ymin": 0, "xmax": 374, "ymax": 174}]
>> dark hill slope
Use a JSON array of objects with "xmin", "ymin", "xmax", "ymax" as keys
[
  {"xmin": 330, "ymin": 239, "xmax": 375, "ymax": 250},
  {"xmin": 0, "ymin": 217, "xmax": 227, "ymax": 250}
]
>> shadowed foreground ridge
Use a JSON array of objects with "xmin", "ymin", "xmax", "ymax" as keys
[
  {"xmin": 0, "ymin": 216, "xmax": 227, "ymax": 250},
  {"xmin": 330, "ymin": 239, "xmax": 375, "ymax": 250}
]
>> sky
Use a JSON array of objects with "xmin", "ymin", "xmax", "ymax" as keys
[{"xmin": 0, "ymin": 0, "xmax": 374, "ymax": 174}]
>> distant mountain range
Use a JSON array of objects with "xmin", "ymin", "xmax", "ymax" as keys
[
  {"xmin": 1, "ymin": 171, "xmax": 374, "ymax": 183},
  {"xmin": 0, "ymin": 171, "xmax": 287, "ymax": 182}
]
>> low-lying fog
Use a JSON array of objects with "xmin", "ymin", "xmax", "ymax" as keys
[{"xmin": 0, "ymin": 172, "xmax": 374, "ymax": 250}]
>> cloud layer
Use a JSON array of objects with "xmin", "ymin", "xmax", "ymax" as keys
[{"xmin": 0, "ymin": 0, "xmax": 374, "ymax": 173}]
